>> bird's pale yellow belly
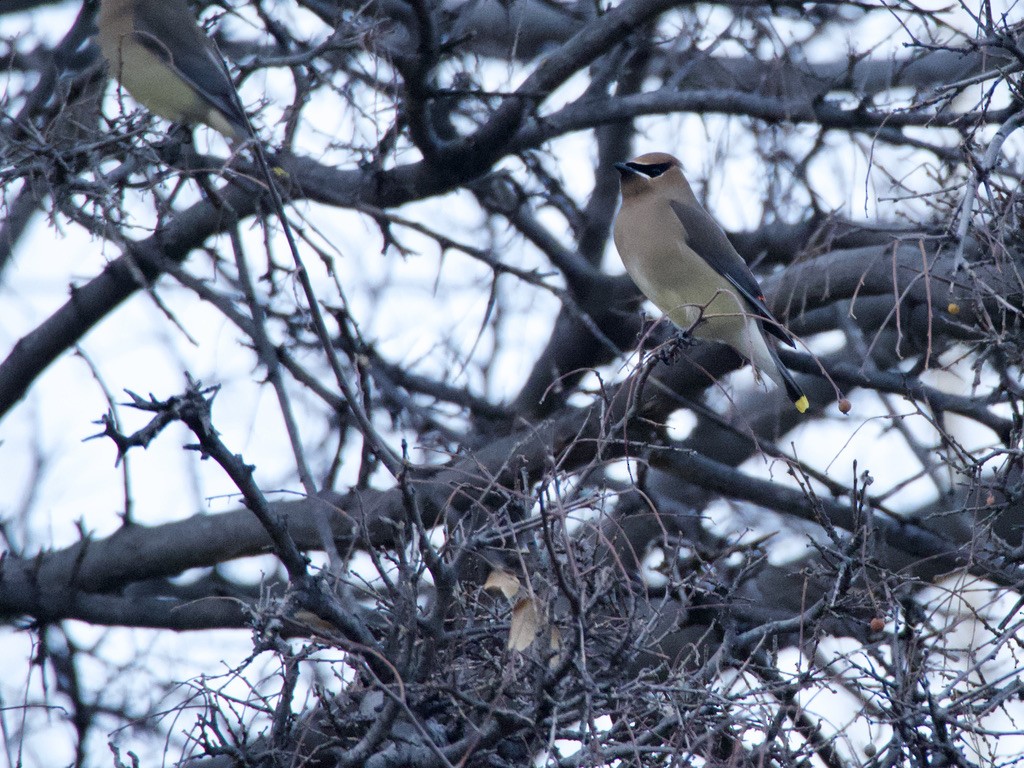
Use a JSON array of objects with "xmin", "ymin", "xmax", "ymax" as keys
[{"xmin": 620, "ymin": 242, "xmax": 749, "ymax": 342}]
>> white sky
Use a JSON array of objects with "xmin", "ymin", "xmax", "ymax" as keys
[{"xmin": 1, "ymin": 0, "xmax": 1021, "ymax": 764}]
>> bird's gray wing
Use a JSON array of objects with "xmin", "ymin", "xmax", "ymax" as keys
[
  {"xmin": 669, "ymin": 199, "xmax": 794, "ymax": 347},
  {"xmin": 131, "ymin": 5, "xmax": 249, "ymax": 134}
]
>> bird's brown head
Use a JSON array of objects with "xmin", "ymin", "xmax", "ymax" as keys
[{"xmin": 614, "ymin": 152, "xmax": 695, "ymax": 202}]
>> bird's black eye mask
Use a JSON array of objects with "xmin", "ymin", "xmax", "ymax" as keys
[{"xmin": 626, "ymin": 161, "xmax": 674, "ymax": 178}]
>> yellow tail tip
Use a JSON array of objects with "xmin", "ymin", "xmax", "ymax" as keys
[{"xmin": 794, "ymin": 395, "xmax": 809, "ymax": 413}]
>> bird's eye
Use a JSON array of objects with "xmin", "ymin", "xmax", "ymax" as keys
[{"xmin": 626, "ymin": 162, "xmax": 674, "ymax": 179}]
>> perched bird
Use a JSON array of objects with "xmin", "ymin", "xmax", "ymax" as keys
[
  {"xmin": 613, "ymin": 152, "xmax": 809, "ymax": 413},
  {"xmin": 95, "ymin": 0, "xmax": 307, "ymax": 307},
  {"xmin": 96, "ymin": 0, "xmax": 250, "ymax": 140}
]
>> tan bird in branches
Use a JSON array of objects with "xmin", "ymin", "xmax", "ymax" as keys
[
  {"xmin": 97, "ymin": 0, "xmax": 250, "ymax": 140},
  {"xmin": 614, "ymin": 152, "xmax": 808, "ymax": 413}
]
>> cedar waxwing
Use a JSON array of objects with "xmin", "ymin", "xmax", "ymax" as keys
[
  {"xmin": 613, "ymin": 152, "xmax": 809, "ymax": 413},
  {"xmin": 96, "ymin": 0, "xmax": 249, "ymax": 140}
]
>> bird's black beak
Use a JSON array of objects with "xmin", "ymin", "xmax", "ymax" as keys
[{"xmin": 614, "ymin": 162, "xmax": 637, "ymax": 177}]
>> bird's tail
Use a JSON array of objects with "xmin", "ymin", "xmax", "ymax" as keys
[{"xmin": 766, "ymin": 344, "xmax": 809, "ymax": 413}]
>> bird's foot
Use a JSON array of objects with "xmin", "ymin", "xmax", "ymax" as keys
[
  {"xmin": 656, "ymin": 330, "xmax": 692, "ymax": 364},
  {"xmin": 673, "ymin": 328, "xmax": 694, "ymax": 346}
]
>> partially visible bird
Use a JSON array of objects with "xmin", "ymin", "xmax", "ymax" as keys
[
  {"xmin": 613, "ymin": 152, "xmax": 809, "ymax": 413},
  {"xmin": 96, "ymin": 0, "xmax": 250, "ymax": 141}
]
